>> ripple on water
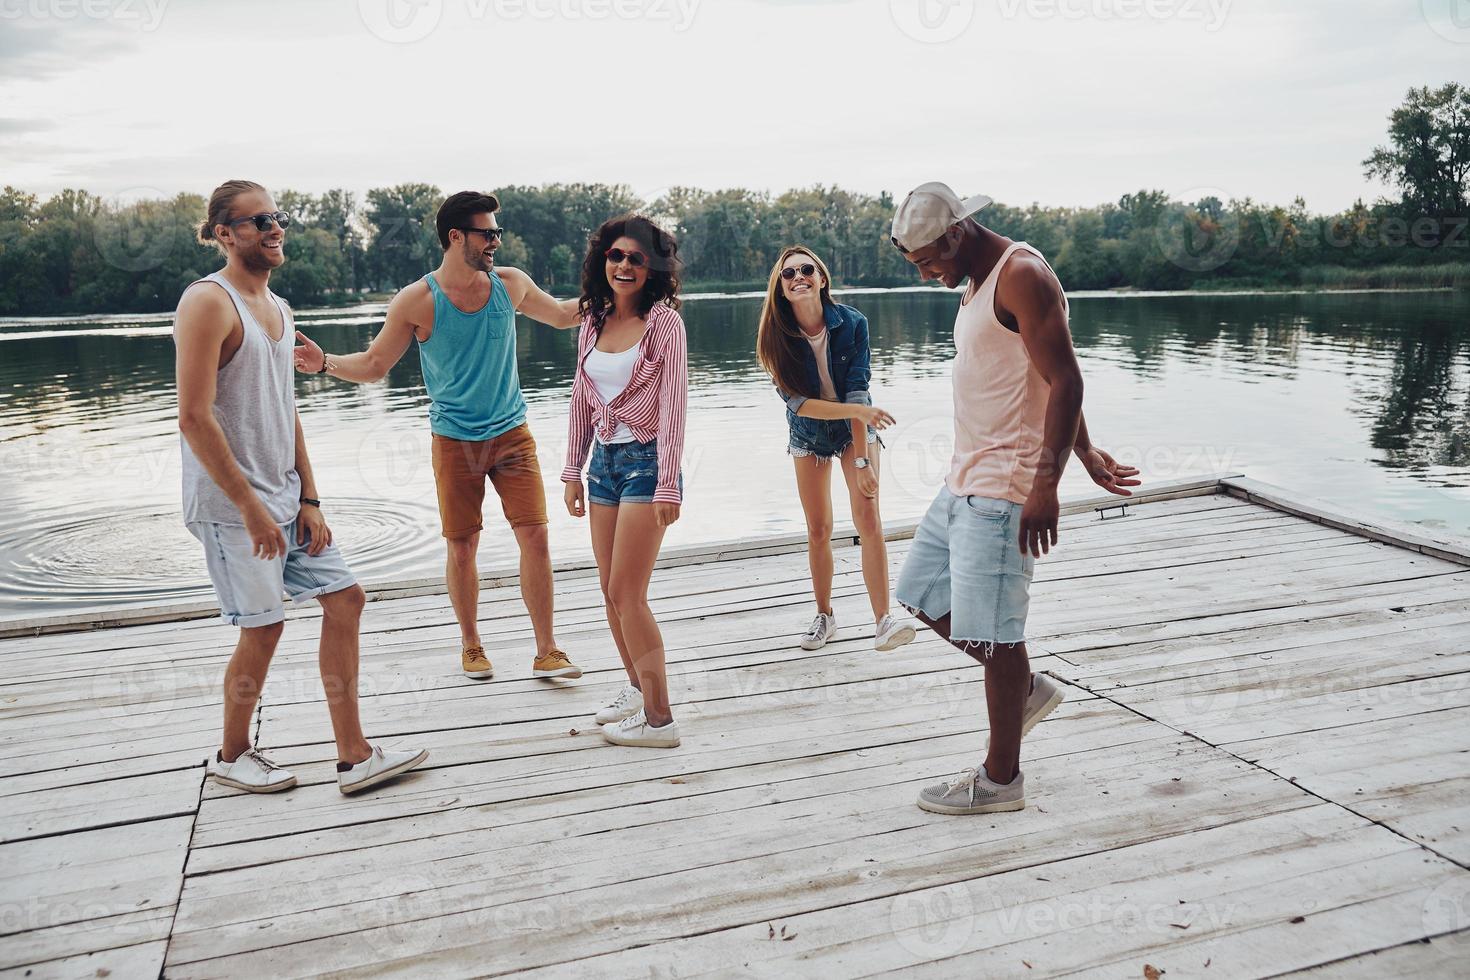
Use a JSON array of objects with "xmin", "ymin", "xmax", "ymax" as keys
[{"xmin": 0, "ymin": 499, "xmax": 444, "ymax": 617}]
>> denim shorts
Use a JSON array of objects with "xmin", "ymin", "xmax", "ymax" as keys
[
  {"xmin": 187, "ymin": 518, "xmax": 357, "ymax": 628},
  {"xmin": 787, "ymin": 415, "xmax": 880, "ymax": 463},
  {"xmin": 895, "ymin": 489, "xmax": 1035, "ymax": 655},
  {"xmin": 587, "ymin": 438, "xmax": 680, "ymax": 506}
]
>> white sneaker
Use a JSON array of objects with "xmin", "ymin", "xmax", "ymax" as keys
[
  {"xmin": 337, "ymin": 744, "xmax": 429, "ymax": 795},
  {"xmin": 209, "ymin": 748, "xmax": 297, "ymax": 794},
  {"xmin": 602, "ymin": 708, "xmax": 680, "ymax": 748},
  {"xmin": 800, "ymin": 611, "xmax": 838, "ymax": 651},
  {"xmin": 874, "ymin": 613, "xmax": 917, "ymax": 652},
  {"xmin": 595, "ymin": 684, "xmax": 644, "ymax": 725}
]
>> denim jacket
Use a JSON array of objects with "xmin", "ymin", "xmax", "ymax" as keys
[{"xmin": 776, "ymin": 302, "xmax": 873, "ymax": 442}]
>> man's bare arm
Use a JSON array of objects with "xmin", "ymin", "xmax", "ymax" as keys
[
  {"xmin": 1001, "ymin": 254, "xmax": 1084, "ymax": 555},
  {"xmin": 175, "ymin": 286, "xmax": 286, "ymax": 557},
  {"xmin": 497, "ymin": 266, "xmax": 580, "ymax": 328},
  {"xmin": 1005, "ymin": 255, "xmax": 1084, "ymax": 487},
  {"xmin": 294, "ymin": 283, "xmax": 424, "ymax": 382},
  {"xmin": 292, "ymin": 411, "xmax": 333, "ymax": 555}
]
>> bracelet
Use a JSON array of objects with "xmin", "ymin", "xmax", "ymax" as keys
[
  {"xmin": 317, "ymin": 354, "xmax": 330, "ymax": 375},
  {"xmin": 300, "ymin": 497, "xmax": 321, "ymax": 507}
]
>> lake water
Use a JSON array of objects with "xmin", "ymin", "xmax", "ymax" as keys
[{"xmin": 2, "ymin": 287, "xmax": 1467, "ymax": 623}]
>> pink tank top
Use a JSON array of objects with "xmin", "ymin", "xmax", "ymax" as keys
[{"xmin": 945, "ymin": 242, "xmax": 1065, "ymax": 505}]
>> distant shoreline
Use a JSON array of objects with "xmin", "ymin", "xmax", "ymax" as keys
[{"xmin": 0, "ymin": 284, "xmax": 1462, "ymax": 330}]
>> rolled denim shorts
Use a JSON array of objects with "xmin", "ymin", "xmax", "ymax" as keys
[
  {"xmin": 895, "ymin": 488, "xmax": 1034, "ymax": 655},
  {"xmin": 787, "ymin": 415, "xmax": 880, "ymax": 463},
  {"xmin": 587, "ymin": 438, "xmax": 680, "ymax": 506},
  {"xmin": 187, "ymin": 518, "xmax": 358, "ymax": 628}
]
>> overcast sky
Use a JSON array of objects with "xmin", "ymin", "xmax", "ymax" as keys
[{"xmin": 3, "ymin": 0, "xmax": 1466, "ymax": 212}]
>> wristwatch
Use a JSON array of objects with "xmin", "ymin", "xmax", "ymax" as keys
[
  {"xmin": 300, "ymin": 497, "xmax": 321, "ymax": 507},
  {"xmin": 854, "ymin": 457, "xmax": 870, "ymax": 470}
]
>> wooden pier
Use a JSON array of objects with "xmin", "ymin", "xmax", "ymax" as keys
[{"xmin": 2, "ymin": 476, "xmax": 1468, "ymax": 978}]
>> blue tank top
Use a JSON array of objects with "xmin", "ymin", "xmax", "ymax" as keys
[{"xmin": 418, "ymin": 270, "xmax": 527, "ymax": 441}]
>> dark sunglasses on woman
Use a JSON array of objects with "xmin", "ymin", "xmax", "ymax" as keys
[
  {"xmin": 229, "ymin": 211, "xmax": 292, "ymax": 232},
  {"xmin": 781, "ymin": 263, "xmax": 817, "ymax": 281},
  {"xmin": 605, "ymin": 247, "xmax": 647, "ymax": 268}
]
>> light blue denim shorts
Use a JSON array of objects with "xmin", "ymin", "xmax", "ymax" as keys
[
  {"xmin": 187, "ymin": 518, "xmax": 357, "ymax": 628},
  {"xmin": 896, "ymin": 488, "xmax": 1035, "ymax": 654}
]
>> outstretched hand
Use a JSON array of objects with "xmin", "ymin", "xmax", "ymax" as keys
[
  {"xmin": 293, "ymin": 330, "xmax": 325, "ymax": 374},
  {"xmin": 1079, "ymin": 446, "xmax": 1141, "ymax": 497}
]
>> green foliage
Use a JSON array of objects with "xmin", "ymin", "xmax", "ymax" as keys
[
  {"xmin": 1364, "ymin": 82, "xmax": 1470, "ymax": 219},
  {"xmin": 3, "ymin": 83, "xmax": 1467, "ymax": 317}
]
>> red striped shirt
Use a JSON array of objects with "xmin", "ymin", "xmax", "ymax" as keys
[{"xmin": 561, "ymin": 303, "xmax": 688, "ymax": 504}]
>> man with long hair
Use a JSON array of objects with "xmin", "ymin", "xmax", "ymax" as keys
[
  {"xmin": 294, "ymin": 191, "xmax": 584, "ymax": 683},
  {"xmin": 176, "ymin": 179, "xmax": 427, "ymax": 796},
  {"xmin": 890, "ymin": 182, "xmax": 1140, "ymax": 815}
]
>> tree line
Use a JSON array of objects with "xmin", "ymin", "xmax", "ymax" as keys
[{"xmin": 1, "ymin": 83, "xmax": 1463, "ymax": 317}]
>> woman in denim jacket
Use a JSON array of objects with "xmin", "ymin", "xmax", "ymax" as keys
[{"xmin": 756, "ymin": 246, "xmax": 917, "ymax": 653}]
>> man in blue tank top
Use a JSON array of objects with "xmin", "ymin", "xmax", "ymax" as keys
[{"xmin": 294, "ymin": 191, "xmax": 584, "ymax": 682}]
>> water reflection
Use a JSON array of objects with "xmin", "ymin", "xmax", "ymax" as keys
[{"xmin": 1, "ymin": 288, "xmax": 1467, "ymax": 620}]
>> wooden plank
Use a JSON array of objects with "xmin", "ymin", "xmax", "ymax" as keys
[
  {"xmin": 1280, "ymin": 932, "xmax": 1470, "ymax": 977},
  {"xmin": 513, "ymin": 809, "xmax": 1457, "ymax": 980},
  {"xmin": 164, "ymin": 735, "xmax": 1307, "ymax": 974},
  {"xmin": 1222, "ymin": 477, "xmax": 1470, "ymax": 566}
]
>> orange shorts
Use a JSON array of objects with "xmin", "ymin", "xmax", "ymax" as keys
[{"xmin": 431, "ymin": 424, "xmax": 548, "ymax": 538}]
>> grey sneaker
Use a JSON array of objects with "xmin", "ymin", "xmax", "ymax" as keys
[
  {"xmin": 1022, "ymin": 673, "xmax": 1065, "ymax": 737},
  {"xmin": 800, "ymin": 612, "xmax": 837, "ymax": 651},
  {"xmin": 918, "ymin": 768, "xmax": 1025, "ymax": 815},
  {"xmin": 874, "ymin": 613, "xmax": 917, "ymax": 652}
]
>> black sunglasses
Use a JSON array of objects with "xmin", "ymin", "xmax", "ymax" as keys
[
  {"xmin": 230, "ymin": 211, "xmax": 291, "ymax": 232},
  {"xmin": 605, "ymin": 247, "xmax": 647, "ymax": 268},
  {"xmin": 458, "ymin": 226, "xmax": 505, "ymax": 241},
  {"xmin": 780, "ymin": 263, "xmax": 817, "ymax": 281}
]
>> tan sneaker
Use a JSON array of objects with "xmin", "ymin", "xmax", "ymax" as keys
[
  {"xmin": 532, "ymin": 648, "xmax": 582, "ymax": 679},
  {"xmin": 462, "ymin": 645, "xmax": 493, "ymax": 680}
]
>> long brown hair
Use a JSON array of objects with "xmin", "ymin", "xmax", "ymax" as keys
[{"xmin": 756, "ymin": 245, "xmax": 835, "ymax": 399}]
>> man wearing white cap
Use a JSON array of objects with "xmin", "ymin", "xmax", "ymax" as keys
[{"xmin": 890, "ymin": 181, "xmax": 1139, "ymax": 816}]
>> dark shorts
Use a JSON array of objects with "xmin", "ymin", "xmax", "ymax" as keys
[
  {"xmin": 587, "ymin": 438, "xmax": 680, "ymax": 506},
  {"xmin": 788, "ymin": 416, "xmax": 881, "ymax": 463},
  {"xmin": 431, "ymin": 423, "xmax": 548, "ymax": 538}
]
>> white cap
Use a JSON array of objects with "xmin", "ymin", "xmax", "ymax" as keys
[{"xmin": 890, "ymin": 181, "xmax": 993, "ymax": 252}]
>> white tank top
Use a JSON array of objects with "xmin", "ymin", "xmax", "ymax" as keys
[
  {"xmin": 946, "ymin": 242, "xmax": 1062, "ymax": 505},
  {"xmin": 177, "ymin": 272, "xmax": 301, "ymax": 526},
  {"xmin": 584, "ymin": 342, "xmax": 640, "ymax": 444}
]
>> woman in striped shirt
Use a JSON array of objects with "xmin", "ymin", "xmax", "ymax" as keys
[{"xmin": 562, "ymin": 214, "xmax": 688, "ymax": 748}]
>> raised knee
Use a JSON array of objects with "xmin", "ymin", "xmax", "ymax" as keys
[
  {"xmin": 243, "ymin": 620, "xmax": 285, "ymax": 645},
  {"xmin": 322, "ymin": 584, "xmax": 366, "ymax": 618}
]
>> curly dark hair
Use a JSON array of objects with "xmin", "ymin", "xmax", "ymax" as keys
[{"xmin": 578, "ymin": 213, "xmax": 681, "ymax": 323}]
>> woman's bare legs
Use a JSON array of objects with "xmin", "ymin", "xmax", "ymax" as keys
[
  {"xmin": 603, "ymin": 502, "xmax": 672, "ymax": 725},
  {"xmin": 838, "ymin": 439, "xmax": 890, "ymax": 621},
  {"xmin": 793, "ymin": 455, "xmax": 835, "ymax": 615},
  {"xmin": 590, "ymin": 502, "xmax": 637, "ymax": 689}
]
